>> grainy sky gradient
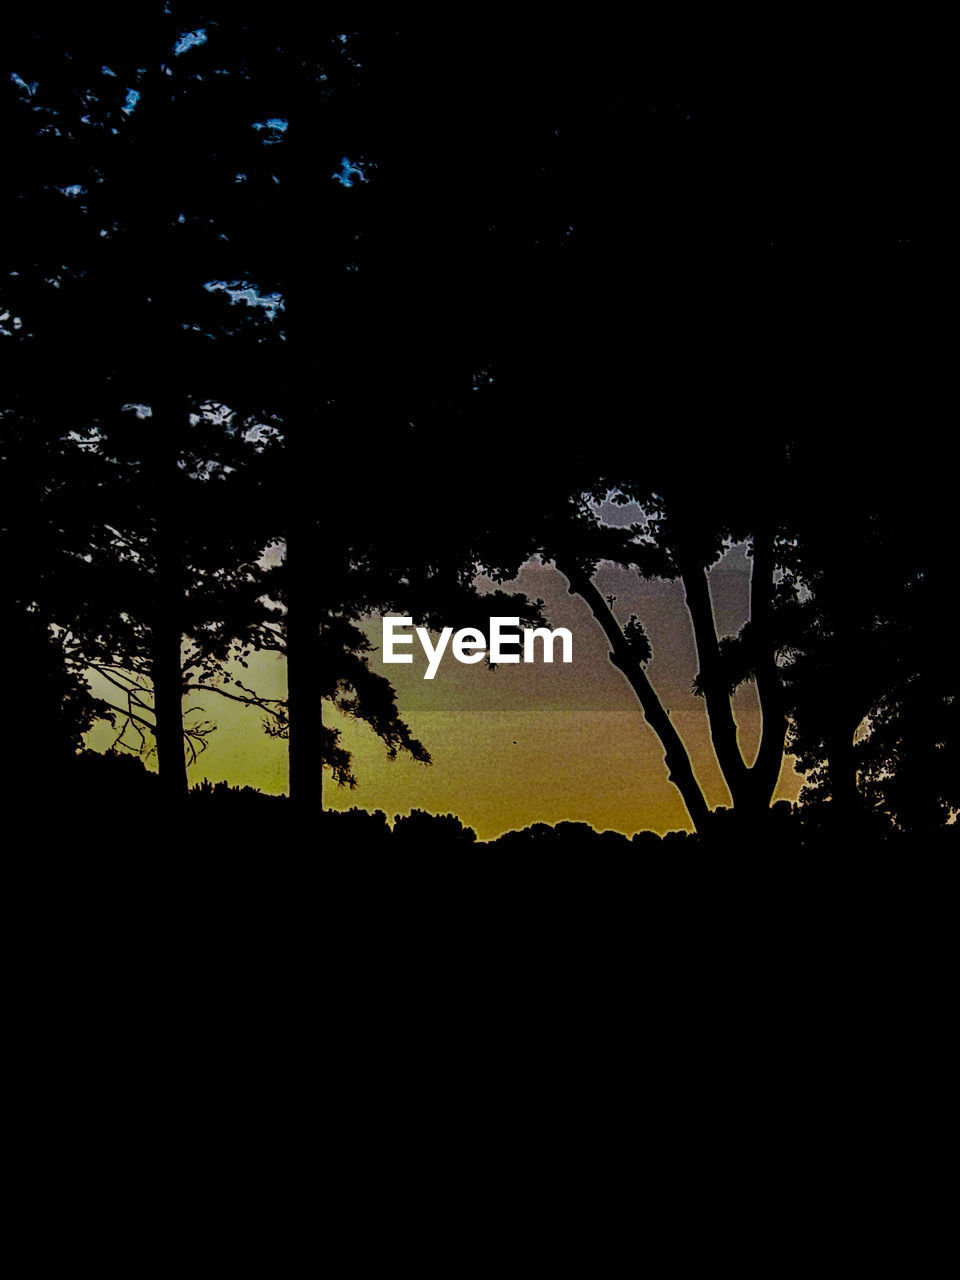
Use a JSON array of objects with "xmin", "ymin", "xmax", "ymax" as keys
[{"xmin": 85, "ymin": 540, "xmax": 804, "ymax": 840}]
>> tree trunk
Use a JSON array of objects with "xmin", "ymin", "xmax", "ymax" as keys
[
  {"xmin": 570, "ymin": 529, "xmax": 789, "ymax": 843},
  {"xmin": 150, "ymin": 395, "xmax": 188, "ymax": 803},
  {"xmin": 281, "ymin": 196, "xmax": 327, "ymax": 808},
  {"xmin": 280, "ymin": 116, "xmax": 349, "ymax": 810},
  {"xmin": 152, "ymin": 609, "xmax": 188, "ymax": 803},
  {"xmin": 679, "ymin": 530, "xmax": 790, "ymax": 840},
  {"xmin": 748, "ymin": 526, "xmax": 788, "ymax": 814},
  {"xmin": 564, "ymin": 567, "xmax": 712, "ymax": 836},
  {"xmin": 285, "ymin": 511, "xmax": 323, "ymax": 808},
  {"xmin": 678, "ymin": 552, "xmax": 751, "ymax": 810}
]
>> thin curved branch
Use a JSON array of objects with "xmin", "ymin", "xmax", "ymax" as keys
[
  {"xmin": 560, "ymin": 563, "xmax": 711, "ymax": 834},
  {"xmin": 749, "ymin": 526, "xmax": 787, "ymax": 805},
  {"xmin": 676, "ymin": 550, "xmax": 750, "ymax": 803}
]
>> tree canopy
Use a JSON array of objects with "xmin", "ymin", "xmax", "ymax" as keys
[{"xmin": 3, "ymin": 16, "xmax": 952, "ymax": 843}]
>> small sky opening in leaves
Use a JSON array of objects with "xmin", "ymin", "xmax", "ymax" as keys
[
  {"xmin": 174, "ymin": 29, "xmax": 207, "ymax": 56},
  {"xmin": 204, "ymin": 280, "xmax": 284, "ymax": 319},
  {"xmin": 332, "ymin": 157, "xmax": 367, "ymax": 187}
]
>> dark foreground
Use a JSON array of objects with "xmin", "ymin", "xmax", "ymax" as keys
[
  {"xmin": 10, "ymin": 753, "xmax": 953, "ymax": 1054},
  {"xmin": 22, "ymin": 751, "xmax": 959, "ymax": 852}
]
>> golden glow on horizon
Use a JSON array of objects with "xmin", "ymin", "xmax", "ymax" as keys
[{"xmin": 84, "ymin": 553, "xmax": 804, "ymax": 840}]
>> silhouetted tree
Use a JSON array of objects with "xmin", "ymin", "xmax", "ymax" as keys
[
  {"xmin": 393, "ymin": 810, "xmax": 477, "ymax": 846},
  {"xmin": 4, "ymin": 21, "xmax": 289, "ymax": 799},
  {"xmin": 5, "ymin": 19, "xmax": 946, "ymax": 847},
  {"xmin": 4, "ymin": 17, "xmax": 540, "ymax": 806},
  {"xmin": 179, "ymin": 21, "xmax": 543, "ymax": 804},
  {"xmin": 441, "ymin": 85, "xmax": 945, "ymax": 844}
]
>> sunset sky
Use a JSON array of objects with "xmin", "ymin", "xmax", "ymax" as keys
[{"xmin": 85, "ymin": 518, "xmax": 804, "ymax": 840}]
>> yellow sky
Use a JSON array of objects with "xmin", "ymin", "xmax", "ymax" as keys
[{"xmin": 85, "ymin": 550, "xmax": 804, "ymax": 840}]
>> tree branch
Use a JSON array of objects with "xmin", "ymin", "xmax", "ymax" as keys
[
  {"xmin": 749, "ymin": 526, "xmax": 787, "ymax": 806},
  {"xmin": 677, "ymin": 551, "xmax": 750, "ymax": 804},
  {"xmin": 561, "ymin": 564, "xmax": 711, "ymax": 834}
]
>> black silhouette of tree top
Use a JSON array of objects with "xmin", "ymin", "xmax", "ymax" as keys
[
  {"xmin": 3, "ymin": 15, "xmax": 950, "ymax": 842},
  {"xmin": 3, "ymin": 16, "xmax": 544, "ymax": 804}
]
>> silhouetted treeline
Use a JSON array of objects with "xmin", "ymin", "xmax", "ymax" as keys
[
  {"xmin": 41, "ymin": 754, "xmax": 958, "ymax": 851},
  {"xmin": 3, "ymin": 16, "xmax": 954, "ymax": 839}
]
